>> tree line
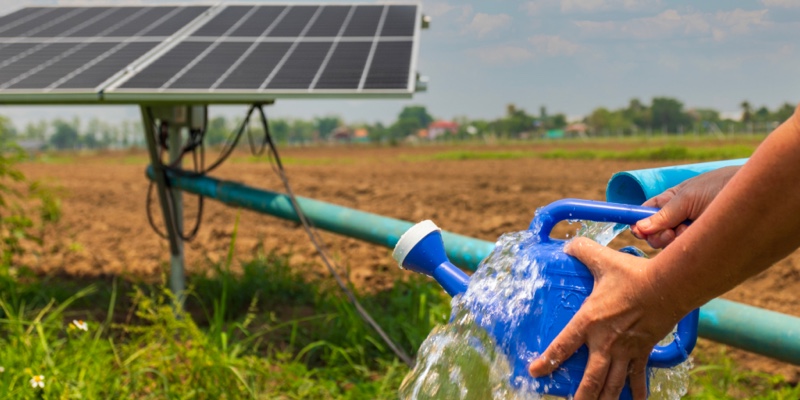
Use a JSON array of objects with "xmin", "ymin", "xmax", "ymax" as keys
[{"xmin": 1, "ymin": 96, "xmax": 795, "ymax": 150}]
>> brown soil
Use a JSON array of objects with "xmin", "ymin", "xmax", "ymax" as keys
[{"xmin": 17, "ymin": 144, "xmax": 800, "ymax": 382}]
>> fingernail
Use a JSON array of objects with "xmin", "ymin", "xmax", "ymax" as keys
[{"xmin": 638, "ymin": 219, "xmax": 651, "ymax": 230}]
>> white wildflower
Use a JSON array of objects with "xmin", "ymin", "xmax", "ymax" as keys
[
  {"xmin": 72, "ymin": 320, "xmax": 88, "ymax": 331},
  {"xmin": 29, "ymin": 375, "xmax": 44, "ymax": 389}
]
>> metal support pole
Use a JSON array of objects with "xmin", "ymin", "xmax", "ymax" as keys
[
  {"xmin": 140, "ymin": 105, "xmax": 185, "ymax": 307},
  {"xmin": 167, "ymin": 117, "xmax": 185, "ymax": 302}
]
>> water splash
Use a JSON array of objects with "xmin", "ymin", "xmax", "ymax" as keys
[{"xmin": 399, "ymin": 221, "xmax": 691, "ymax": 399}]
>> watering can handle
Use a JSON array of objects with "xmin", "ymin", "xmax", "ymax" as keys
[{"xmin": 529, "ymin": 198, "xmax": 699, "ymax": 368}]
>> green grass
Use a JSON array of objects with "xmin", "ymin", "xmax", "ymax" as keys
[
  {"xmin": 0, "ymin": 254, "xmax": 796, "ymax": 398},
  {"xmin": 541, "ymin": 145, "xmax": 757, "ymax": 162},
  {"xmin": 0, "ymin": 253, "xmax": 449, "ymax": 399}
]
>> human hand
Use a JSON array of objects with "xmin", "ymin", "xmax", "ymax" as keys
[
  {"xmin": 632, "ymin": 166, "xmax": 741, "ymax": 248},
  {"xmin": 528, "ymin": 238, "xmax": 684, "ymax": 400}
]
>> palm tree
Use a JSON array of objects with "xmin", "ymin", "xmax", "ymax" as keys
[{"xmin": 740, "ymin": 101, "xmax": 752, "ymax": 123}]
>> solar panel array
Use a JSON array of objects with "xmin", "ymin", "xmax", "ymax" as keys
[
  {"xmin": 0, "ymin": 3, "xmax": 421, "ymax": 103},
  {"xmin": 0, "ymin": 6, "xmax": 208, "ymax": 93}
]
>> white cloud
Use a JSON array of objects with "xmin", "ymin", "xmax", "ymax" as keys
[
  {"xmin": 761, "ymin": 0, "xmax": 800, "ymax": 8},
  {"xmin": 424, "ymin": 2, "xmax": 456, "ymax": 18},
  {"xmin": 464, "ymin": 13, "xmax": 512, "ymax": 37},
  {"xmin": 575, "ymin": 8, "xmax": 772, "ymax": 41},
  {"xmin": 520, "ymin": 1, "xmax": 543, "ymax": 16},
  {"xmin": 561, "ymin": 0, "xmax": 607, "ymax": 13},
  {"xmin": 715, "ymin": 9, "xmax": 769, "ymax": 35},
  {"xmin": 529, "ymin": 35, "xmax": 582, "ymax": 56},
  {"xmin": 468, "ymin": 45, "xmax": 534, "ymax": 64}
]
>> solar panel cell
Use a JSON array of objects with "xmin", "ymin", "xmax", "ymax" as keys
[
  {"xmin": 306, "ymin": 6, "xmax": 351, "ymax": 37},
  {"xmin": 364, "ymin": 41, "xmax": 411, "ymax": 89},
  {"xmin": 315, "ymin": 41, "xmax": 370, "ymax": 89},
  {"xmin": 32, "ymin": 7, "xmax": 112, "ymax": 37},
  {"xmin": 192, "ymin": 6, "xmax": 253, "ymax": 37},
  {"xmin": 0, "ymin": 8, "xmax": 80, "ymax": 38},
  {"xmin": 120, "ymin": 41, "xmax": 211, "ymax": 88},
  {"xmin": 169, "ymin": 42, "xmax": 252, "ymax": 89},
  {"xmin": 66, "ymin": 7, "xmax": 146, "ymax": 37},
  {"xmin": 106, "ymin": 7, "xmax": 178, "ymax": 37},
  {"xmin": 230, "ymin": 6, "xmax": 286, "ymax": 37},
  {"xmin": 0, "ymin": 43, "xmax": 73, "ymax": 87},
  {"xmin": 381, "ymin": 5, "xmax": 416, "ymax": 37},
  {"xmin": 343, "ymin": 6, "xmax": 383, "ymax": 37},
  {"xmin": 58, "ymin": 41, "xmax": 158, "ymax": 89},
  {"xmin": 267, "ymin": 41, "xmax": 331, "ymax": 89},
  {"xmin": 216, "ymin": 42, "xmax": 292, "ymax": 89},
  {"xmin": 0, "ymin": 43, "xmax": 38, "ymax": 65},
  {"xmin": 8, "ymin": 42, "xmax": 116, "ymax": 89},
  {"xmin": 268, "ymin": 6, "xmax": 318, "ymax": 37},
  {"xmin": 0, "ymin": 7, "xmax": 43, "ymax": 34},
  {"xmin": 144, "ymin": 6, "xmax": 208, "ymax": 37}
]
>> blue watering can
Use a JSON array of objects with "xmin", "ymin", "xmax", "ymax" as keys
[{"xmin": 393, "ymin": 199, "xmax": 700, "ymax": 399}]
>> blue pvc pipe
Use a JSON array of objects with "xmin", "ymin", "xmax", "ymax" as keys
[
  {"xmin": 606, "ymin": 159, "xmax": 748, "ymax": 205},
  {"xmin": 145, "ymin": 166, "xmax": 494, "ymax": 271},
  {"xmin": 147, "ymin": 166, "xmax": 800, "ymax": 366}
]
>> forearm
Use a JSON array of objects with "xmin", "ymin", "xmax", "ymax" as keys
[{"xmin": 651, "ymin": 106, "xmax": 800, "ymax": 315}]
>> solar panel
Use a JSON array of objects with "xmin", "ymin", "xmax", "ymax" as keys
[{"xmin": 0, "ymin": 3, "xmax": 423, "ymax": 104}]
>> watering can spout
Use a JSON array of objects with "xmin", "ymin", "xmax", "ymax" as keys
[{"xmin": 392, "ymin": 220, "xmax": 469, "ymax": 297}]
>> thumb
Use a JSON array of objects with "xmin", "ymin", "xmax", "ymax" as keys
[
  {"xmin": 635, "ymin": 196, "xmax": 688, "ymax": 236},
  {"xmin": 565, "ymin": 237, "xmax": 620, "ymax": 278}
]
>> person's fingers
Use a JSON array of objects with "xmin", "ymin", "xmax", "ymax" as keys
[
  {"xmin": 675, "ymin": 223, "xmax": 689, "ymax": 237},
  {"xmin": 574, "ymin": 352, "xmax": 611, "ymax": 400},
  {"xmin": 646, "ymin": 229, "xmax": 676, "ymax": 249},
  {"xmin": 528, "ymin": 320, "xmax": 586, "ymax": 377},
  {"xmin": 641, "ymin": 189, "xmax": 675, "ymax": 208},
  {"xmin": 565, "ymin": 237, "xmax": 621, "ymax": 278},
  {"xmin": 635, "ymin": 192, "xmax": 688, "ymax": 236},
  {"xmin": 627, "ymin": 360, "xmax": 648, "ymax": 400},
  {"xmin": 598, "ymin": 360, "xmax": 629, "ymax": 400}
]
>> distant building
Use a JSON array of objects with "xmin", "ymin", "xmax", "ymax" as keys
[
  {"xmin": 565, "ymin": 123, "xmax": 589, "ymax": 138},
  {"xmin": 353, "ymin": 128, "xmax": 369, "ymax": 143},
  {"xmin": 427, "ymin": 121, "xmax": 459, "ymax": 140},
  {"xmin": 16, "ymin": 139, "xmax": 46, "ymax": 153},
  {"xmin": 329, "ymin": 126, "xmax": 352, "ymax": 141}
]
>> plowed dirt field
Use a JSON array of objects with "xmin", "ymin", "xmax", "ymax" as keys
[{"xmin": 17, "ymin": 143, "xmax": 800, "ymax": 381}]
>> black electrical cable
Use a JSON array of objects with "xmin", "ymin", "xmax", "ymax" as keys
[
  {"xmin": 144, "ymin": 107, "xmax": 208, "ymax": 242},
  {"xmin": 255, "ymin": 104, "xmax": 415, "ymax": 368}
]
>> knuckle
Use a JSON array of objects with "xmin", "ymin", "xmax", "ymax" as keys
[{"xmin": 581, "ymin": 376, "xmax": 603, "ymax": 393}]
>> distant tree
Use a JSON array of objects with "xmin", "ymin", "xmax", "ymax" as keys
[
  {"xmin": 740, "ymin": 101, "xmax": 752, "ymax": 123},
  {"xmin": 651, "ymin": 97, "xmax": 691, "ymax": 133},
  {"xmin": 314, "ymin": 115, "xmax": 342, "ymax": 139},
  {"xmin": 269, "ymin": 118, "xmax": 290, "ymax": 143},
  {"xmin": 499, "ymin": 103, "xmax": 534, "ymax": 137},
  {"xmin": 624, "ymin": 98, "xmax": 652, "ymax": 128},
  {"xmin": 397, "ymin": 106, "xmax": 433, "ymax": 129},
  {"xmin": 754, "ymin": 106, "xmax": 770, "ymax": 122},
  {"xmin": 773, "ymin": 103, "xmax": 796, "ymax": 122},
  {"xmin": 0, "ymin": 117, "xmax": 16, "ymax": 143},
  {"xmin": 550, "ymin": 113, "xmax": 568, "ymax": 129},
  {"xmin": 205, "ymin": 116, "xmax": 230, "ymax": 146},
  {"xmin": 49, "ymin": 120, "xmax": 79, "ymax": 149},
  {"xmin": 587, "ymin": 107, "xmax": 631, "ymax": 134},
  {"xmin": 22, "ymin": 121, "xmax": 48, "ymax": 141}
]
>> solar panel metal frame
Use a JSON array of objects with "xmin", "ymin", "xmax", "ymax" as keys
[
  {"xmin": 0, "ymin": 5, "xmax": 215, "ymax": 104},
  {"xmin": 105, "ymin": 2, "xmax": 421, "ymax": 103},
  {"xmin": 0, "ymin": 2, "xmax": 422, "ymax": 105}
]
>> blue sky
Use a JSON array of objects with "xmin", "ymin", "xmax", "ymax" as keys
[{"xmin": 1, "ymin": 0, "xmax": 799, "ymax": 129}]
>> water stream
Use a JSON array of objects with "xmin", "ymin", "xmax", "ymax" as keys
[{"xmin": 399, "ymin": 221, "xmax": 691, "ymax": 400}]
